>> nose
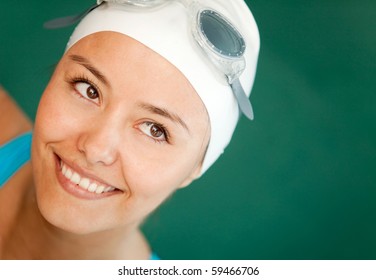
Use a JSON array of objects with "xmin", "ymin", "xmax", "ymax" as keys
[{"xmin": 77, "ymin": 117, "xmax": 120, "ymax": 167}]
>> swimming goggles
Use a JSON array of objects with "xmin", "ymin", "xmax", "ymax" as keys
[{"xmin": 44, "ymin": 0, "xmax": 254, "ymax": 120}]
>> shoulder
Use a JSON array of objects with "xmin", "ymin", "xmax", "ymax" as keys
[{"xmin": 0, "ymin": 86, "xmax": 32, "ymax": 145}]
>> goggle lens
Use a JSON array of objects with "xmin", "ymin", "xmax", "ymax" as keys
[{"xmin": 200, "ymin": 10, "xmax": 245, "ymax": 57}]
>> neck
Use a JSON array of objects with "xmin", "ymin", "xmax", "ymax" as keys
[{"xmin": 1, "ymin": 168, "xmax": 150, "ymax": 259}]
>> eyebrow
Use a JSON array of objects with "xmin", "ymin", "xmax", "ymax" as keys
[
  {"xmin": 138, "ymin": 102, "xmax": 190, "ymax": 133},
  {"xmin": 69, "ymin": 54, "xmax": 109, "ymax": 87}
]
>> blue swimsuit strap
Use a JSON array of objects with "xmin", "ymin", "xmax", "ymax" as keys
[{"xmin": 0, "ymin": 131, "xmax": 32, "ymax": 187}]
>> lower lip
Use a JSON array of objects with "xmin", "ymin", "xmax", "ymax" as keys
[{"xmin": 55, "ymin": 154, "xmax": 120, "ymax": 200}]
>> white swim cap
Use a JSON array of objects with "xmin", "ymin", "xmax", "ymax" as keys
[{"xmin": 65, "ymin": 0, "xmax": 260, "ymax": 174}]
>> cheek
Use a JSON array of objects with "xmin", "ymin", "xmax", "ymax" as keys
[
  {"xmin": 123, "ymin": 138, "xmax": 202, "ymax": 198},
  {"xmin": 120, "ymin": 148, "xmax": 200, "ymax": 221},
  {"xmin": 34, "ymin": 85, "xmax": 85, "ymax": 141}
]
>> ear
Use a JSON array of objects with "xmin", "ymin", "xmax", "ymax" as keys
[{"xmin": 178, "ymin": 163, "xmax": 202, "ymax": 189}]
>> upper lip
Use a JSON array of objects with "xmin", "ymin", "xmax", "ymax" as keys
[{"xmin": 56, "ymin": 153, "xmax": 122, "ymax": 191}]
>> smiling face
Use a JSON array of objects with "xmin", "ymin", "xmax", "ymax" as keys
[{"xmin": 32, "ymin": 32, "xmax": 210, "ymax": 235}]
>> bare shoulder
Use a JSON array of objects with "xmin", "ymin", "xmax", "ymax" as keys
[{"xmin": 0, "ymin": 86, "xmax": 33, "ymax": 145}]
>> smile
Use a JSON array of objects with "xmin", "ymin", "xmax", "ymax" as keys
[
  {"xmin": 55, "ymin": 155, "xmax": 122, "ymax": 200},
  {"xmin": 61, "ymin": 161, "xmax": 115, "ymax": 194}
]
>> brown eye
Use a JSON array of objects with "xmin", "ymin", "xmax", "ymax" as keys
[
  {"xmin": 74, "ymin": 82, "xmax": 100, "ymax": 104},
  {"xmin": 139, "ymin": 122, "xmax": 168, "ymax": 142},
  {"xmin": 150, "ymin": 124, "xmax": 164, "ymax": 138},
  {"xmin": 86, "ymin": 86, "xmax": 98, "ymax": 99}
]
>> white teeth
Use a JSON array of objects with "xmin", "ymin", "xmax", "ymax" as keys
[
  {"xmin": 65, "ymin": 168, "xmax": 73, "ymax": 180},
  {"xmin": 79, "ymin": 178, "xmax": 90, "ymax": 190},
  {"xmin": 60, "ymin": 161, "xmax": 116, "ymax": 194},
  {"xmin": 95, "ymin": 185, "xmax": 105, "ymax": 194},
  {"xmin": 88, "ymin": 183, "xmax": 98, "ymax": 193},
  {"xmin": 71, "ymin": 172, "xmax": 81, "ymax": 185},
  {"xmin": 104, "ymin": 186, "xmax": 113, "ymax": 192},
  {"xmin": 62, "ymin": 164, "xmax": 67, "ymax": 175}
]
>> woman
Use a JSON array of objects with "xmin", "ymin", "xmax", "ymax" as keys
[{"xmin": 0, "ymin": 0, "xmax": 259, "ymax": 259}]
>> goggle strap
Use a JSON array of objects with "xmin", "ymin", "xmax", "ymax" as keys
[
  {"xmin": 230, "ymin": 78, "xmax": 254, "ymax": 120},
  {"xmin": 43, "ymin": 3, "xmax": 101, "ymax": 29}
]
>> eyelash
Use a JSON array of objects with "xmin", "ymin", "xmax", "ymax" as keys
[{"xmin": 66, "ymin": 74, "xmax": 100, "ymax": 104}]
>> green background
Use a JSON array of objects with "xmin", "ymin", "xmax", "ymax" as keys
[{"xmin": 1, "ymin": 1, "xmax": 375, "ymax": 259}]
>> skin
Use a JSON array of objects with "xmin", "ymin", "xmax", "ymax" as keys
[
  {"xmin": 0, "ymin": 32, "xmax": 210, "ymax": 259},
  {"xmin": 0, "ymin": 86, "xmax": 32, "ymax": 144}
]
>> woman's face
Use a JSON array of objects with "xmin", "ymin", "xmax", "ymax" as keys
[{"xmin": 32, "ymin": 32, "xmax": 210, "ymax": 234}]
